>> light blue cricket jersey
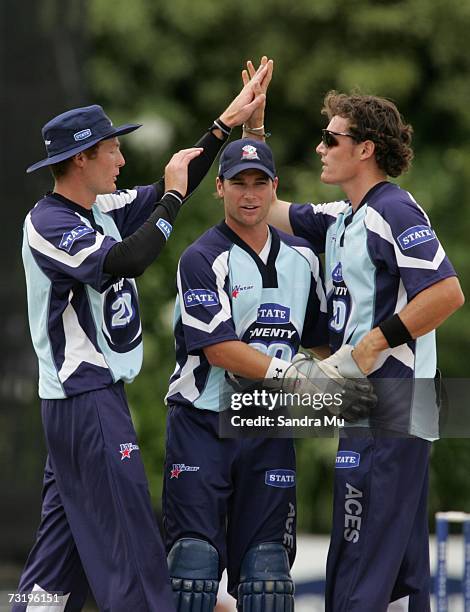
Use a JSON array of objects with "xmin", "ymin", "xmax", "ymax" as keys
[
  {"xmin": 22, "ymin": 187, "xmax": 160, "ymax": 398},
  {"xmin": 166, "ymin": 221, "xmax": 328, "ymax": 412},
  {"xmin": 290, "ymin": 181, "xmax": 457, "ymax": 439}
]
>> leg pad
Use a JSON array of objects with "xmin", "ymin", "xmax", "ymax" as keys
[
  {"xmin": 168, "ymin": 538, "xmax": 219, "ymax": 612},
  {"xmin": 237, "ymin": 543, "xmax": 294, "ymax": 612}
]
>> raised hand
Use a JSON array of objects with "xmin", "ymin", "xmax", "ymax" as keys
[
  {"xmin": 242, "ymin": 56, "xmax": 273, "ymax": 134},
  {"xmin": 164, "ymin": 147, "xmax": 203, "ymax": 197},
  {"xmin": 218, "ymin": 57, "xmax": 274, "ymax": 129}
]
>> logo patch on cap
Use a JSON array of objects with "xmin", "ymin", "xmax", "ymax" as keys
[
  {"xmin": 74, "ymin": 128, "xmax": 92, "ymax": 142},
  {"xmin": 241, "ymin": 144, "xmax": 259, "ymax": 160}
]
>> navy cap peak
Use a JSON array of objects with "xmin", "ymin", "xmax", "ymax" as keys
[{"xmin": 218, "ymin": 138, "xmax": 276, "ymax": 180}]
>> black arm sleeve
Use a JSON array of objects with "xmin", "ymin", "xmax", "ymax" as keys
[
  {"xmin": 103, "ymin": 190, "xmax": 183, "ymax": 278},
  {"xmin": 152, "ymin": 129, "xmax": 228, "ymax": 203}
]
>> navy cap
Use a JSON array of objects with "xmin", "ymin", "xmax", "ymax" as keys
[
  {"xmin": 218, "ymin": 139, "xmax": 276, "ymax": 180},
  {"xmin": 27, "ymin": 104, "xmax": 142, "ymax": 173}
]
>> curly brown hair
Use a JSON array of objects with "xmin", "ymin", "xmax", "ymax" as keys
[{"xmin": 322, "ymin": 91, "xmax": 414, "ymax": 177}]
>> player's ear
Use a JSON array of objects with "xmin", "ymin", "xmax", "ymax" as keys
[
  {"xmin": 73, "ymin": 152, "xmax": 87, "ymax": 168},
  {"xmin": 215, "ymin": 177, "xmax": 225, "ymax": 199},
  {"xmin": 272, "ymin": 177, "xmax": 279, "ymax": 193},
  {"xmin": 360, "ymin": 140, "xmax": 375, "ymax": 161}
]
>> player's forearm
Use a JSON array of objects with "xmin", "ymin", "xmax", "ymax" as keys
[
  {"xmin": 103, "ymin": 191, "xmax": 183, "ymax": 278},
  {"xmin": 397, "ymin": 276, "xmax": 464, "ymax": 337},
  {"xmin": 184, "ymin": 130, "xmax": 228, "ymax": 198},
  {"xmin": 203, "ymin": 340, "xmax": 272, "ymax": 379},
  {"xmin": 353, "ymin": 276, "xmax": 464, "ymax": 373},
  {"xmin": 267, "ymin": 197, "xmax": 294, "ymax": 234},
  {"xmin": 153, "ymin": 129, "xmax": 227, "ymax": 203}
]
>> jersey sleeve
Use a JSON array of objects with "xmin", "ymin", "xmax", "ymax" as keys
[
  {"xmin": 96, "ymin": 183, "xmax": 163, "ymax": 238},
  {"xmin": 25, "ymin": 207, "xmax": 116, "ymax": 291},
  {"xmin": 176, "ymin": 247, "xmax": 238, "ymax": 353},
  {"xmin": 365, "ymin": 195, "xmax": 457, "ymax": 300},
  {"xmin": 297, "ymin": 248, "xmax": 329, "ymax": 348},
  {"xmin": 289, "ymin": 201, "xmax": 347, "ymax": 253}
]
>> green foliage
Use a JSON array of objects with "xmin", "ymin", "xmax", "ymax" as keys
[{"xmin": 87, "ymin": 0, "xmax": 470, "ymax": 531}]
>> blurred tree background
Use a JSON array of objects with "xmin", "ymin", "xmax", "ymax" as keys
[
  {"xmin": 87, "ymin": 0, "xmax": 470, "ymax": 532},
  {"xmin": 3, "ymin": 0, "xmax": 470, "ymax": 562}
]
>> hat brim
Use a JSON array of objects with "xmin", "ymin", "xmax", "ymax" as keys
[
  {"xmin": 221, "ymin": 162, "xmax": 276, "ymax": 180},
  {"xmin": 26, "ymin": 123, "xmax": 142, "ymax": 173}
]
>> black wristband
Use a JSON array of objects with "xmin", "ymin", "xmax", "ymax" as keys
[
  {"xmin": 210, "ymin": 118, "xmax": 232, "ymax": 138},
  {"xmin": 379, "ymin": 314, "xmax": 413, "ymax": 348},
  {"xmin": 164, "ymin": 189, "xmax": 184, "ymax": 205}
]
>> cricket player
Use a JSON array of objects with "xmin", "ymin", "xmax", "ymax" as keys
[
  {"xmin": 162, "ymin": 139, "xmax": 376, "ymax": 612},
  {"xmin": 16, "ymin": 62, "xmax": 271, "ymax": 612},
  {"xmin": 263, "ymin": 91, "xmax": 465, "ymax": 610}
]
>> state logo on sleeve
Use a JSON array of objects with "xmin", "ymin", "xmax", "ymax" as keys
[
  {"xmin": 156, "ymin": 218, "xmax": 173, "ymax": 240},
  {"xmin": 59, "ymin": 225, "xmax": 94, "ymax": 252},
  {"xmin": 397, "ymin": 225, "xmax": 436, "ymax": 251},
  {"xmin": 184, "ymin": 289, "xmax": 219, "ymax": 308}
]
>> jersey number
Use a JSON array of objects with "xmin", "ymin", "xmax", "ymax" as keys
[
  {"xmin": 249, "ymin": 341, "xmax": 294, "ymax": 362},
  {"xmin": 329, "ymin": 299, "xmax": 347, "ymax": 332},
  {"xmin": 111, "ymin": 292, "xmax": 134, "ymax": 328}
]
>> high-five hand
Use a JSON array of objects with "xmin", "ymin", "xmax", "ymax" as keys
[
  {"xmin": 164, "ymin": 147, "xmax": 203, "ymax": 197},
  {"xmin": 218, "ymin": 58, "xmax": 274, "ymax": 129}
]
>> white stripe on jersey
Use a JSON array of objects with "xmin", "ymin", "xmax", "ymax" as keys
[
  {"xmin": 366, "ymin": 281, "xmax": 414, "ymax": 375},
  {"xmin": 25, "ymin": 213, "xmax": 106, "ymax": 268},
  {"xmin": 369, "ymin": 342, "xmax": 415, "ymax": 374},
  {"xmin": 166, "ymin": 355, "xmax": 201, "ymax": 403},
  {"xmin": 394, "ymin": 279, "xmax": 408, "ymax": 314},
  {"xmin": 177, "ymin": 251, "xmax": 232, "ymax": 334},
  {"xmin": 343, "ymin": 292, "xmax": 359, "ymax": 346},
  {"xmin": 365, "ymin": 207, "xmax": 446, "ymax": 270},
  {"xmin": 406, "ymin": 190, "xmax": 432, "ymax": 225},
  {"xmin": 95, "ymin": 189, "xmax": 138, "ymax": 212},
  {"xmin": 291, "ymin": 246, "xmax": 327, "ymax": 312},
  {"xmin": 58, "ymin": 292, "xmax": 108, "ymax": 383},
  {"xmin": 309, "ymin": 200, "xmax": 349, "ymax": 218}
]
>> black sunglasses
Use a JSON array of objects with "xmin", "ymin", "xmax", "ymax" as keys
[{"xmin": 321, "ymin": 129, "xmax": 357, "ymax": 148}]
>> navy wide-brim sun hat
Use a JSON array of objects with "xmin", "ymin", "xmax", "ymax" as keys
[{"xmin": 26, "ymin": 104, "xmax": 142, "ymax": 173}]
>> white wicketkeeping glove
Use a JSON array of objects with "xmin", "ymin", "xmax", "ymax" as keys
[
  {"xmin": 281, "ymin": 348, "xmax": 376, "ymax": 422},
  {"xmin": 321, "ymin": 345, "xmax": 366, "ymax": 378}
]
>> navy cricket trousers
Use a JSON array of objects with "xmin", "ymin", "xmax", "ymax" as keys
[{"xmin": 13, "ymin": 383, "xmax": 175, "ymax": 612}]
